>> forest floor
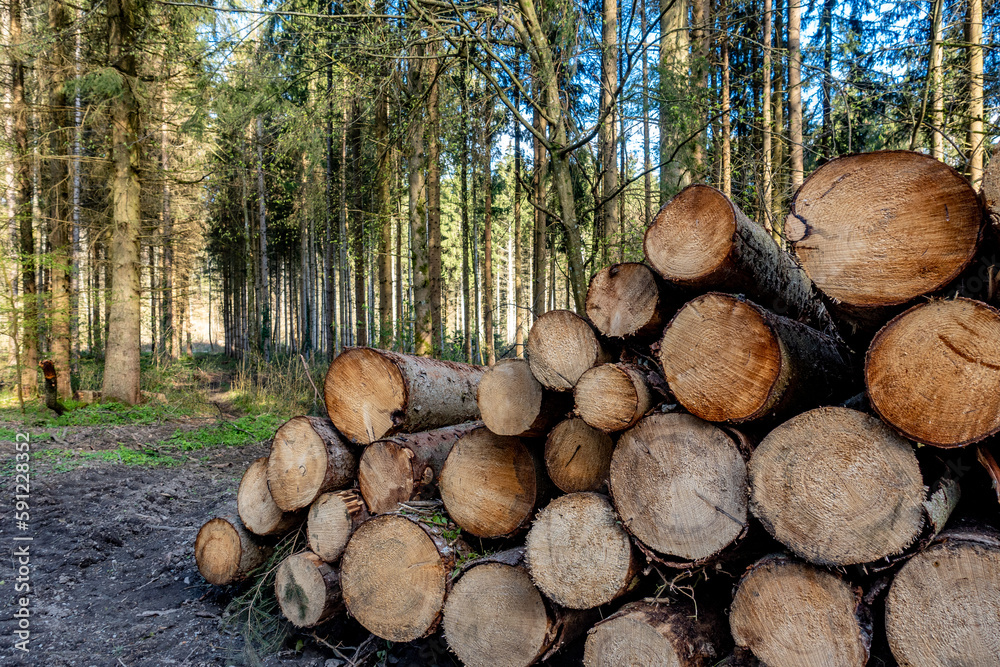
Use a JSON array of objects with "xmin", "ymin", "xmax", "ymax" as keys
[{"xmin": 0, "ymin": 354, "xmax": 465, "ymax": 667}]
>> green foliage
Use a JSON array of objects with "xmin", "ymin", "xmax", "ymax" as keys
[{"xmin": 165, "ymin": 414, "xmax": 284, "ymax": 451}]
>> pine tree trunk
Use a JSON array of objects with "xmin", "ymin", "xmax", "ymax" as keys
[
  {"xmin": 408, "ymin": 48, "xmax": 431, "ymax": 356},
  {"xmin": 350, "ymin": 99, "xmax": 366, "ymax": 347},
  {"xmin": 967, "ymin": 0, "xmax": 984, "ymax": 183},
  {"xmin": 788, "ymin": 0, "xmax": 803, "ymax": 188},
  {"xmin": 600, "ymin": 0, "xmax": 619, "ymax": 260},
  {"xmin": 544, "ymin": 417, "xmax": 614, "ymax": 493},
  {"xmin": 483, "ymin": 113, "xmax": 495, "ymax": 364},
  {"xmin": 526, "ymin": 310, "xmax": 612, "ymax": 391},
  {"xmin": 513, "ymin": 58, "xmax": 526, "ymax": 357},
  {"xmin": 761, "ymin": 0, "xmax": 772, "ymax": 224},
  {"xmin": 477, "ymin": 358, "xmax": 571, "ymax": 437},
  {"xmin": 266, "ymin": 416, "xmax": 358, "ymax": 511},
  {"xmin": 931, "ymin": 0, "xmax": 944, "ymax": 159},
  {"xmin": 256, "ymin": 117, "xmax": 271, "ymax": 357},
  {"xmin": 427, "ymin": 49, "xmax": 443, "ymax": 356},
  {"xmin": 641, "ymin": 0, "xmax": 652, "ymax": 224},
  {"xmin": 306, "ymin": 489, "xmax": 369, "ymax": 562},
  {"xmin": 532, "ymin": 93, "xmax": 547, "ymax": 321},
  {"xmin": 658, "ymin": 0, "xmax": 690, "ymax": 199},
  {"xmin": 275, "ymin": 550, "xmax": 343, "ymax": 627}
]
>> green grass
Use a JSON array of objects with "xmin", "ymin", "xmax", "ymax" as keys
[{"xmin": 164, "ymin": 414, "xmax": 285, "ymax": 451}]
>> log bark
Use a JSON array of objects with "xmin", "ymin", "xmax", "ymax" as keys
[
  {"xmin": 610, "ymin": 413, "xmax": 748, "ymax": 565},
  {"xmin": 40, "ymin": 360, "xmax": 67, "ymax": 416},
  {"xmin": 584, "ymin": 600, "xmax": 727, "ymax": 666},
  {"xmin": 982, "ymin": 143, "xmax": 1000, "ymax": 231},
  {"xmin": 340, "ymin": 513, "xmax": 463, "ymax": 642},
  {"xmin": 194, "ymin": 516, "xmax": 271, "ymax": 586},
  {"xmin": 237, "ymin": 456, "xmax": 304, "ymax": 536},
  {"xmin": 526, "ymin": 310, "xmax": 613, "ymax": 391},
  {"xmin": 525, "ymin": 492, "xmax": 638, "ymax": 609},
  {"xmin": 660, "ymin": 293, "xmax": 851, "ymax": 423},
  {"xmin": 544, "ymin": 417, "xmax": 614, "ymax": 493},
  {"xmin": 730, "ymin": 554, "xmax": 871, "ymax": 667},
  {"xmin": 306, "ymin": 489, "xmax": 369, "ymax": 562},
  {"xmin": 786, "ymin": 151, "xmax": 983, "ymax": 319},
  {"xmin": 574, "ymin": 363, "xmax": 654, "ymax": 432},
  {"xmin": 266, "ymin": 416, "xmax": 357, "ymax": 512},
  {"xmin": 866, "ymin": 297, "xmax": 1000, "ymax": 447},
  {"xmin": 438, "ymin": 427, "xmax": 540, "ymax": 538},
  {"xmin": 324, "ymin": 347, "xmax": 485, "ymax": 444},
  {"xmin": 357, "ymin": 422, "xmax": 482, "ymax": 515},
  {"xmin": 477, "ymin": 359, "xmax": 571, "ymax": 437},
  {"xmin": 275, "ymin": 550, "xmax": 344, "ymax": 628},
  {"xmin": 885, "ymin": 527, "xmax": 1000, "ymax": 666},
  {"xmin": 749, "ymin": 407, "xmax": 931, "ymax": 566},
  {"xmin": 585, "ymin": 262, "xmax": 675, "ymax": 339},
  {"xmin": 443, "ymin": 548, "xmax": 594, "ymax": 667},
  {"xmin": 644, "ymin": 184, "xmax": 837, "ymax": 336}
]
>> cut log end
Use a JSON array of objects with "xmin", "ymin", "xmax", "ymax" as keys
[
  {"xmin": 341, "ymin": 514, "xmax": 451, "ymax": 642},
  {"xmin": 610, "ymin": 413, "xmax": 747, "ymax": 563},
  {"xmin": 443, "ymin": 563, "xmax": 551, "ymax": 667},
  {"xmin": 267, "ymin": 416, "xmax": 356, "ymax": 512},
  {"xmin": 237, "ymin": 457, "xmax": 302, "ymax": 536},
  {"xmin": 787, "ymin": 150, "xmax": 982, "ymax": 308},
  {"xmin": 358, "ymin": 440, "xmax": 414, "ymax": 515},
  {"xmin": 526, "ymin": 310, "xmax": 609, "ymax": 391},
  {"xmin": 307, "ymin": 490, "xmax": 369, "ymax": 563},
  {"xmin": 750, "ymin": 407, "xmax": 926, "ymax": 566},
  {"xmin": 477, "ymin": 359, "xmax": 546, "ymax": 436},
  {"xmin": 526, "ymin": 492, "xmax": 636, "ymax": 609},
  {"xmin": 194, "ymin": 517, "xmax": 269, "ymax": 586},
  {"xmin": 585, "ymin": 263, "xmax": 667, "ymax": 338},
  {"xmin": 438, "ymin": 427, "xmax": 537, "ymax": 538},
  {"xmin": 660, "ymin": 294, "xmax": 782, "ymax": 423},
  {"xmin": 885, "ymin": 530, "xmax": 1000, "ymax": 666},
  {"xmin": 275, "ymin": 550, "xmax": 343, "ymax": 628},
  {"xmin": 324, "ymin": 347, "xmax": 406, "ymax": 444},
  {"xmin": 645, "ymin": 184, "xmax": 736, "ymax": 285},
  {"xmin": 730, "ymin": 556, "xmax": 869, "ymax": 667},
  {"xmin": 574, "ymin": 363, "xmax": 653, "ymax": 432},
  {"xmin": 544, "ymin": 417, "xmax": 614, "ymax": 493},
  {"xmin": 867, "ymin": 298, "xmax": 1000, "ymax": 447}
]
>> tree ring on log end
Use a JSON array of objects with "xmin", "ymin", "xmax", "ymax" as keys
[
  {"xmin": 194, "ymin": 518, "xmax": 242, "ymax": 585},
  {"xmin": 325, "ymin": 347, "xmax": 406, "ymax": 444},
  {"xmin": 786, "ymin": 151, "xmax": 982, "ymax": 308},
  {"xmin": 477, "ymin": 359, "xmax": 544, "ymax": 436},
  {"xmin": 660, "ymin": 293, "xmax": 784, "ymax": 422},
  {"xmin": 586, "ymin": 262, "xmax": 664, "ymax": 338},
  {"xmin": 750, "ymin": 407, "xmax": 926, "ymax": 566},
  {"xmin": 866, "ymin": 298, "xmax": 1000, "ymax": 447},
  {"xmin": 643, "ymin": 184, "xmax": 737, "ymax": 285},
  {"xmin": 267, "ymin": 417, "xmax": 345, "ymax": 511},
  {"xmin": 584, "ymin": 614, "xmax": 682, "ymax": 666},
  {"xmin": 526, "ymin": 310, "xmax": 606, "ymax": 391},
  {"xmin": 275, "ymin": 551, "xmax": 338, "ymax": 628},
  {"xmin": 358, "ymin": 441, "xmax": 414, "ymax": 515},
  {"xmin": 544, "ymin": 418, "xmax": 614, "ymax": 493}
]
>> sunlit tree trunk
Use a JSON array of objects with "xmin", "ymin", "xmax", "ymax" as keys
[
  {"xmin": 460, "ymin": 52, "xmax": 472, "ymax": 362},
  {"xmin": 721, "ymin": 0, "xmax": 732, "ymax": 199},
  {"xmin": 513, "ymin": 56, "xmax": 526, "ymax": 357},
  {"xmin": 482, "ymin": 109, "xmax": 495, "ymax": 365},
  {"xmin": 659, "ymin": 0, "xmax": 690, "ymax": 200},
  {"xmin": 641, "ymin": 0, "xmax": 652, "ymax": 226},
  {"xmin": 761, "ymin": 0, "xmax": 772, "ymax": 225},
  {"xmin": 256, "ymin": 116, "xmax": 271, "ymax": 359},
  {"xmin": 407, "ymin": 47, "xmax": 431, "ymax": 356},
  {"xmin": 967, "ymin": 0, "xmax": 983, "ymax": 182},
  {"xmin": 931, "ymin": 0, "xmax": 944, "ymax": 160},
  {"xmin": 350, "ymin": 98, "xmax": 366, "ymax": 347},
  {"xmin": 789, "ymin": 0, "xmax": 803, "ymax": 188},
  {"xmin": 600, "ymin": 0, "xmax": 619, "ymax": 261},
  {"xmin": 427, "ymin": 48, "xmax": 443, "ymax": 356},
  {"xmin": 375, "ymin": 70, "xmax": 393, "ymax": 349}
]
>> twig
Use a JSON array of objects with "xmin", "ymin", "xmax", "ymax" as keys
[{"xmin": 300, "ymin": 354, "xmax": 323, "ymax": 407}]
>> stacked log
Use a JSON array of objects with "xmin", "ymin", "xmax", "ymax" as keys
[{"xmin": 193, "ymin": 149, "xmax": 1000, "ymax": 667}]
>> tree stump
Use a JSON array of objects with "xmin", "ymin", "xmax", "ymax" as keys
[
  {"xmin": 306, "ymin": 489, "xmax": 369, "ymax": 562},
  {"xmin": 266, "ymin": 416, "xmax": 357, "ymax": 512},
  {"xmin": 275, "ymin": 550, "xmax": 343, "ymax": 628},
  {"xmin": 237, "ymin": 457, "xmax": 303, "ymax": 536},
  {"xmin": 644, "ymin": 184, "xmax": 836, "ymax": 335},
  {"xmin": 610, "ymin": 412, "xmax": 748, "ymax": 564},
  {"xmin": 544, "ymin": 417, "xmax": 614, "ymax": 493},
  {"xmin": 885, "ymin": 528, "xmax": 1000, "ymax": 666},
  {"xmin": 526, "ymin": 310, "xmax": 612, "ymax": 391},
  {"xmin": 660, "ymin": 293, "xmax": 850, "ymax": 423},
  {"xmin": 194, "ymin": 516, "xmax": 271, "ymax": 586},
  {"xmin": 438, "ymin": 427, "xmax": 539, "ymax": 538},
  {"xmin": 786, "ymin": 151, "xmax": 982, "ymax": 318},
  {"xmin": 357, "ymin": 422, "xmax": 481, "ymax": 515},
  {"xmin": 730, "ymin": 555, "xmax": 870, "ymax": 667},
  {"xmin": 749, "ymin": 407, "xmax": 928, "ymax": 566},
  {"xmin": 525, "ymin": 492, "xmax": 637, "ymax": 609},
  {"xmin": 477, "ymin": 359, "xmax": 570, "ymax": 437},
  {"xmin": 574, "ymin": 363, "xmax": 654, "ymax": 432},
  {"xmin": 585, "ymin": 262, "xmax": 674, "ymax": 339},
  {"xmin": 324, "ymin": 347, "xmax": 485, "ymax": 444},
  {"xmin": 866, "ymin": 297, "xmax": 1000, "ymax": 447}
]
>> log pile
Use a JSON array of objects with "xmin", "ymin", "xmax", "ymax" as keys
[{"xmin": 194, "ymin": 151, "xmax": 1000, "ymax": 667}]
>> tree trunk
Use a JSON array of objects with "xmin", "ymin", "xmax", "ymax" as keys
[
  {"xmin": 266, "ymin": 416, "xmax": 358, "ymax": 511},
  {"xmin": 731, "ymin": 555, "xmax": 870, "ymax": 666},
  {"xmin": 690, "ymin": 0, "xmax": 710, "ymax": 175},
  {"xmin": 646, "ymin": 184, "xmax": 837, "ymax": 335},
  {"xmin": 526, "ymin": 310, "xmax": 612, "ymax": 391},
  {"xmin": 237, "ymin": 456, "xmax": 304, "ymax": 536},
  {"xmin": 532, "ymin": 92, "xmax": 547, "ymax": 321},
  {"xmin": 600, "ymin": 0, "xmax": 619, "ymax": 260},
  {"xmin": 821, "ymin": 0, "xmax": 834, "ymax": 157},
  {"xmin": 659, "ymin": 0, "xmax": 691, "ymax": 199},
  {"xmin": 660, "ymin": 293, "xmax": 850, "ymax": 423},
  {"xmin": 750, "ymin": 407, "xmax": 935, "ymax": 566},
  {"xmin": 444, "ymin": 549, "xmax": 594, "ymax": 667},
  {"xmin": 721, "ymin": 0, "xmax": 732, "ymax": 199},
  {"xmin": 544, "ymin": 417, "xmax": 614, "ymax": 493},
  {"xmin": 195, "ymin": 516, "xmax": 271, "ymax": 586},
  {"xmin": 931, "ymin": 0, "xmax": 944, "ymax": 159},
  {"xmin": 482, "ymin": 114, "xmax": 495, "ymax": 364},
  {"xmin": 350, "ymin": 100, "xmax": 366, "ymax": 347},
  {"xmin": 341, "ymin": 513, "xmax": 464, "ymax": 642},
  {"xmin": 439, "ymin": 426, "xmax": 541, "ymax": 538},
  {"xmin": 585, "ymin": 262, "xmax": 674, "ymax": 339},
  {"xmin": 256, "ymin": 117, "xmax": 271, "ymax": 357},
  {"xmin": 358, "ymin": 421, "xmax": 482, "ymax": 514},
  {"xmin": 611, "ymin": 412, "xmax": 748, "ymax": 565},
  {"xmin": 525, "ymin": 492, "xmax": 637, "ymax": 609},
  {"xmin": 275, "ymin": 550, "xmax": 344, "ymax": 628},
  {"xmin": 866, "ymin": 298, "xmax": 1000, "ymax": 447},
  {"xmin": 513, "ymin": 58, "xmax": 526, "ymax": 357},
  {"xmin": 102, "ymin": 0, "xmax": 142, "ymax": 405},
  {"xmin": 761, "ymin": 0, "xmax": 772, "ymax": 223},
  {"xmin": 967, "ymin": 0, "xmax": 984, "ymax": 183},
  {"xmin": 788, "ymin": 0, "xmax": 803, "ymax": 188},
  {"xmin": 885, "ymin": 527, "xmax": 1000, "ymax": 666},
  {"xmin": 427, "ymin": 49, "xmax": 443, "ymax": 355},
  {"xmin": 786, "ymin": 151, "xmax": 982, "ymax": 320},
  {"xmin": 574, "ymin": 363, "xmax": 654, "ymax": 432},
  {"xmin": 408, "ymin": 49, "xmax": 431, "ymax": 356},
  {"xmin": 584, "ymin": 600, "xmax": 728, "ymax": 666},
  {"xmin": 306, "ymin": 489, "xmax": 369, "ymax": 562},
  {"xmin": 324, "ymin": 347, "xmax": 485, "ymax": 444},
  {"xmin": 376, "ymin": 67, "xmax": 393, "ymax": 348},
  {"xmin": 477, "ymin": 359, "xmax": 571, "ymax": 437}
]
